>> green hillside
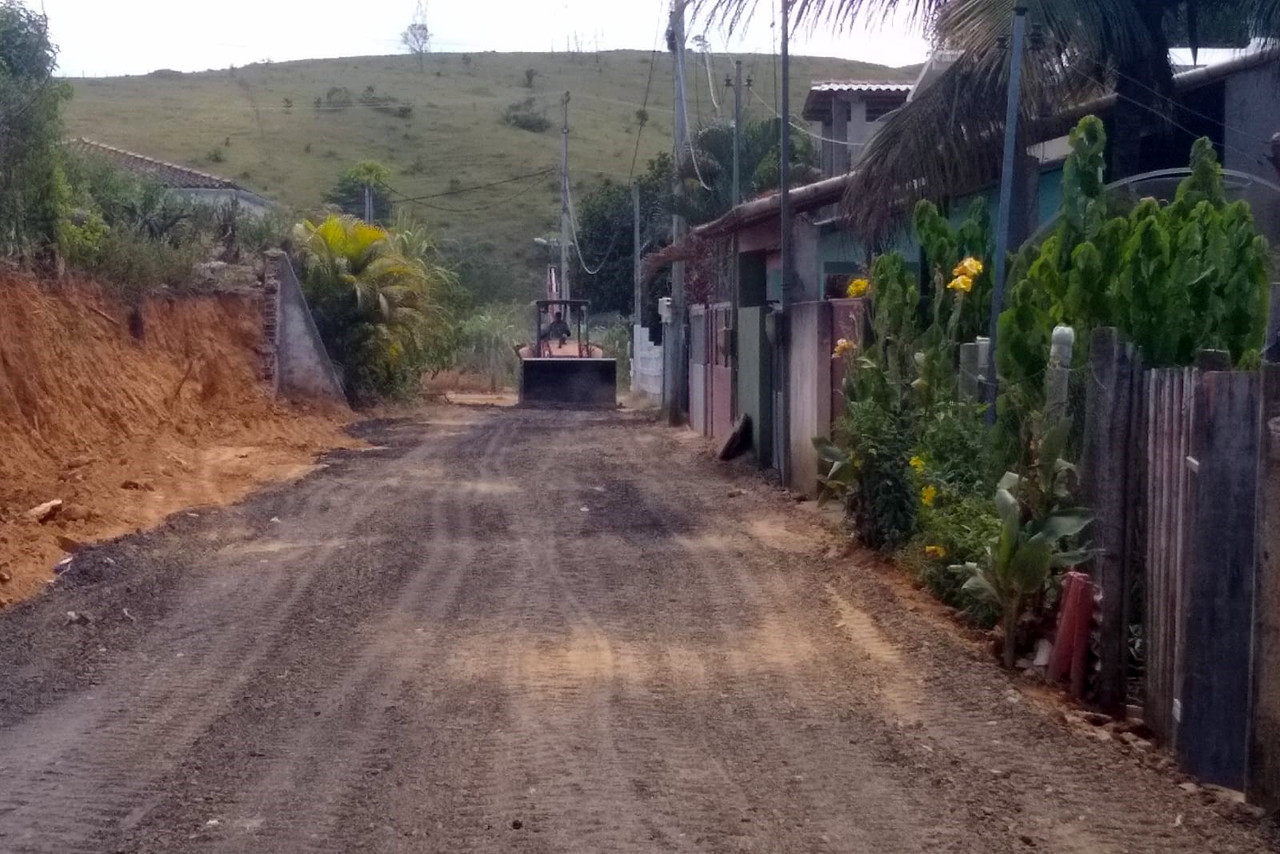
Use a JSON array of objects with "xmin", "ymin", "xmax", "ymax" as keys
[{"xmin": 63, "ymin": 50, "xmax": 913, "ymax": 301}]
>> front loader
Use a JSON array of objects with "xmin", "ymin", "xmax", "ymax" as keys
[{"xmin": 516, "ymin": 299, "xmax": 617, "ymax": 408}]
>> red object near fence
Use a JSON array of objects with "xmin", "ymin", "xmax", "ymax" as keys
[{"xmin": 1050, "ymin": 571, "xmax": 1093, "ymax": 700}]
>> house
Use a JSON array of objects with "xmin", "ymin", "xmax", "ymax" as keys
[
  {"xmin": 64, "ymin": 138, "xmax": 274, "ymax": 215},
  {"xmin": 801, "ymin": 81, "xmax": 913, "ymax": 178},
  {"xmin": 643, "ymin": 42, "xmax": 1280, "ymax": 495}
]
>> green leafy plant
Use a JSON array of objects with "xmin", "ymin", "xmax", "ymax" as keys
[
  {"xmin": 455, "ymin": 304, "xmax": 521, "ymax": 391},
  {"xmin": 817, "ymin": 398, "xmax": 917, "ymax": 550},
  {"xmin": 953, "ymin": 421, "xmax": 1091, "ymax": 668},
  {"xmin": 998, "ymin": 116, "xmax": 1271, "ymax": 432}
]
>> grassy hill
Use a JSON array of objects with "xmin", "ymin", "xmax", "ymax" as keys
[{"xmin": 63, "ymin": 50, "xmax": 913, "ymax": 301}]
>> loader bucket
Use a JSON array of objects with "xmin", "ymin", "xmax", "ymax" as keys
[{"xmin": 519, "ymin": 358, "xmax": 617, "ymax": 408}]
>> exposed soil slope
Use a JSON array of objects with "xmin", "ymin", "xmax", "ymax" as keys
[
  {"xmin": 0, "ymin": 276, "xmax": 355, "ymax": 605},
  {"xmin": 0, "ymin": 405, "xmax": 1272, "ymax": 852}
]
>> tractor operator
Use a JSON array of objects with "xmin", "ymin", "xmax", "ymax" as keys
[{"xmin": 545, "ymin": 311, "xmax": 571, "ymax": 345}]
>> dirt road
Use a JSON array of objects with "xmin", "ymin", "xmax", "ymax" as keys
[{"xmin": 0, "ymin": 406, "xmax": 1273, "ymax": 853}]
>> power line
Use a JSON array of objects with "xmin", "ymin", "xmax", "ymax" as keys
[
  {"xmin": 1108, "ymin": 63, "xmax": 1278, "ymax": 149},
  {"xmin": 379, "ymin": 172, "xmax": 550, "ymax": 214},
  {"xmin": 1071, "ymin": 66, "xmax": 1276, "ymax": 175},
  {"xmin": 628, "ymin": 0, "xmax": 666, "ymax": 182},
  {"xmin": 388, "ymin": 168, "xmax": 554, "ymax": 203},
  {"xmin": 749, "ymin": 84, "xmax": 860, "ymax": 147}
]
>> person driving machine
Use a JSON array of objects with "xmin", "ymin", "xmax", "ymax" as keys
[{"xmin": 543, "ymin": 310, "xmax": 572, "ymax": 346}]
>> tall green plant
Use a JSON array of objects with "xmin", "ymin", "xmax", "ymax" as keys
[
  {"xmin": 0, "ymin": 1, "xmax": 69, "ymax": 259},
  {"xmin": 293, "ymin": 214, "xmax": 454, "ymax": 403},
  {"xmin": 998, "ymin": 116, "xmax": 1272, "ymax": 425},
  {"xmin": 955, "ymin": 422, "xmax": 1091, "ymax": 669}
]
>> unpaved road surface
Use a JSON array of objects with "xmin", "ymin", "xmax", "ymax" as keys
[{"xmin": 0, "ymin": 406, "xmax": 1274, "ymax": 853}]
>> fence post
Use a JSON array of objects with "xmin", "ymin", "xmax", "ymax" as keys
[
  {"xmin": 1081, "ymin": 327, "xmax": 1141, "ymax": 714},
  {"xmin": 1045, "ymin": 325, "xmax": 1074, "ymax": 425},
  {"xmin": 959, "ymin": 342, "xmax": 980, "ymax": 400},
  {"xmin": 1252, "ymin": 362, "xmax": 1280, "ymax": 808},
  {"xmin": 1178, "ymin": 369, "xmax": 1260, "ymax": 788}
]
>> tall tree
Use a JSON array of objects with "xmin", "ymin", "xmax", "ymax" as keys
[
  {"xmin": 573, "ymin": 120, "xmax": 818, "ymax": 315},
  {"xmin": 696, "ymin": 0, "xmax": 1280, "ymax": 239},
  {"xmin": 0, "ymin": 0, "xmax": 69, "ymax": 260},
  {"xmin": 326, "ymin": 161, "xmax": 393, "ymax": 224},
  {"xmin": 401, "ymin": 1, "xmax": 431, "ymax": 73}
]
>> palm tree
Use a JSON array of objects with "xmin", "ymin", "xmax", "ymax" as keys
[
  {"xmin": 696, "ymin": 0, "xmax": 1280, "ymax": 239},
  {"xmin": 293, "ymin": 214, "xmax": 452, "ymax": 400}
]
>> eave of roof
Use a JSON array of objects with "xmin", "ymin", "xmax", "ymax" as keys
[
  {"xmin": 802, "ymin": 81, "xmax": 915, "ymax": 119},
  {"xmin": 65, "ymin": 138, "xmax": 242, "ymax": 191}
]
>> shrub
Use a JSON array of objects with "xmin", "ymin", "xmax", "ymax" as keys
[
  {"xmin": 207, "ymin": 147, "xmax": 225, "ymax": 163},
  {"xmin": 524, "ymin": 68, "xmax": 538, "ymax": 88},
  {"xmin": 825, "ymin": 399, "xmax": 917, "ymax": 550},
  {"xmin": 998, "ymin": 117, "xmax": 1272, "ymax": 429},
  {"xmin": 915, "ymin": 400, "xmax": 995, "ymax": 496},
  {"xmin": 321, "ymin": 87, "xmax": 352, "ymax": 109},
  {"xmin": 77, "ymin": 226, "xmax": 205, "ymax": 297},
  {"xmin": 502, "ymin": 98, "xmax": 551, "ymax": 133},
  {"xmin": 910, "ymin": 494, "xmax": 1002, "ymax": 625}
]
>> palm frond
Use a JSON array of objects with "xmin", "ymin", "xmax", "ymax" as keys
[
  {"xmin": 842, "ymin": 0, "xmax": 1129, "ymax": 241},
  {"xmin": 693, "ymin": 0, "xmax": 944, "ymax": 34}
]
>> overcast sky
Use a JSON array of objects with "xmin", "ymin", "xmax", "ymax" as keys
[{"xmin": 43, "ymin": 0, "xmax": 932, "ymax": 77}]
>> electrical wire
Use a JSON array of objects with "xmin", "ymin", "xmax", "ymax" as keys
[
  {"xmin": 379, "ymin": 171, "xmax": 550, "ymax": 214},
  {"xmin": 388, "ymin": 168, "xmax": 554, "ymax": 203},
  {"xmin": 748, "ymin": 84, "xmax": 866, "ymax": 146},
  {"xmin": 675, "ymin": 29, "xmax": 715, "ymax": 191},
  {"xmin": 1070, "ymin": 66, "xmax": 1277, "ymax": 175},
  {"xmin": 628, "ymin": 0, "xmax": 665, "ymax": 181},
  {"xmin": 1108, "ymin": 62, "xmax": 1279, "ymax": 149}
]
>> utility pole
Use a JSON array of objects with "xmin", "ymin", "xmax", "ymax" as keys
[
  {"xmin": 665, "ymin": 0, "xmax": 688, "ymax": 427},
  {"xmin": 777, "ymin": 0, "xmax": 794, "ymax": 484},
  {"xmin": 986, "ymin": 5, "xmax": 1028, "ymax": 422},
  {"xmin": 727, "ymin": 61, "xmax": 746, "ymax": 420},
  {"xmin": 633, "ymin": 182, "xmax": 642, "ymax": 322},
  {"xmin": 560, "ymin": 91, "xmax": 572, "ymax": 302}
]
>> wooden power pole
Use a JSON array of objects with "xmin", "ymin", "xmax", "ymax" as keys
[{"xmin": 665, "ymin": 1, "xmax": 688, "ymax": 426}]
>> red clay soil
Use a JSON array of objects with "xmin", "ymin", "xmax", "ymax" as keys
[{"xmin": 0, "ymin": 275, "xmax": 357, "ymax": 606}]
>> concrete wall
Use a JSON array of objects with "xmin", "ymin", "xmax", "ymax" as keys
[
  {"xmin": 787, "ymin": 300, "xmax": 834, "ymax": 497},
  {"xmin": 632, "ymin": 325, "xmax": 664, "ymax": 402},
  {"xmin": 263, "ymin": 251, "xmax": 345, "ymax": 403}
]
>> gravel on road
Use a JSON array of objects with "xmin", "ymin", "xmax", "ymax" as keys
[{"xmin": 0, "ymin": 405, "xmax": 1274, "ymax": 853}]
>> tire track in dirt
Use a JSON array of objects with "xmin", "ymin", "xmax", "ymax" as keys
[
  {"xmin": 0, "ymin": 414, "xmax": 501, "ymax": 852},
  {"xmin": 1, "ymin": 406, "xmax": 1275, "ymax": 853}
]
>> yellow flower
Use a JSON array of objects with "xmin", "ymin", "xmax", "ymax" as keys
[
  {"xmin": 947, "ymin": 274, "xmax": 974, "ymax": 294},
  {"xmin": 832, "ymin": 338, "xmax": 857, "ymax": 360},
  {"xmin": 846, "ymin": 277, "xmax": 870, "ymax": 299},
  {"xmin": 921, "ymin": 484, "xmax": 938, "ymax": 507},
  {"xmin": 924, "ymin": 545, "xmax": 947, "ymax": 559},
  {"xmin": 909, "ymin": 455, "xmax": 925, "ymax": 473},
  {"xmin": 953, "ymin": 256, "xmax": 984, "ymax": 278}
]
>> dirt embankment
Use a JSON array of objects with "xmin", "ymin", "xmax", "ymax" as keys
[{"xmin": 0, "ymin": 275, "xmax": 357, "ymax": 606}]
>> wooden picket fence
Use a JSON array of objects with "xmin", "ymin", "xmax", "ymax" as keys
[{"xmin": 1083, "ymin": 330, "xmax": 1266, "ymax": 795}]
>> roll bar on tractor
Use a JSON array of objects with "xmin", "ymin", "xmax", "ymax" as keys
[{"xmin": 532, "ymin": 299, "xmax": 592, "ymax": 356}]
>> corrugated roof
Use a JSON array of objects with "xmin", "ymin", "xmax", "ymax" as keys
[
  {"xmin": 64, "ymin": 138, "xmax": 241, "ymax": 191},
  {"xmin": 809, "ymin": 81, "xmax": 915, "ymax": 94}
]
